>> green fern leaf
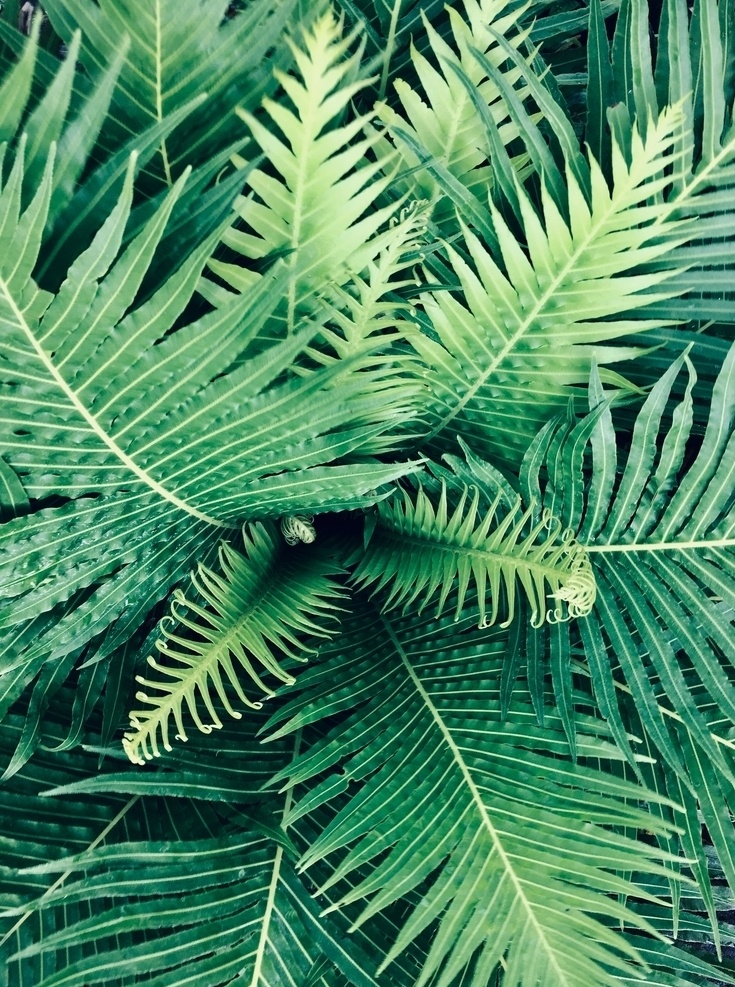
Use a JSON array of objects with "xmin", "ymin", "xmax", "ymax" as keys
[
  {"xmin": 352, "ymin": 478, "xmax": 596, "ymax": 627},
  {"xmin": 603, "ymin": 0, "xmax": 735, "ymax": 321},
  {"xmin": 123, "ymin": 522, "xmax": 346, "ymax": 763},
  {"xmin": 525, "ymin": 344, "xmax": 735, "ymax": 939},
  {"xmin": 376, "ymin": 0, "xmax": 534, "ymax": 232},
  {"xmin": 0, "ymin": 706, "xmax": 395, "ymax": 987},
  {"xmin": 0, "ymin": 146, "xmax": 416, "ymax": 687},
  {"xmin": 265, "ymin": 599, "xmax": 681, "ymax": 987},
  {"xmin": 42, "ymin": 0, "xmax": 297, "ymax": 188},
  {"xmin": 215, "ymin": 11, "xmax": 402, "ymax": 333},
  {"xmin": 410, "ymin": 103, "xmax": 695, "ymax": 465}
]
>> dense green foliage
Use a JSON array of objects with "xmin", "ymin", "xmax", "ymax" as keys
[{"xmin": 0, "ymin": 0, "xmax": 734, "ymax": 985}]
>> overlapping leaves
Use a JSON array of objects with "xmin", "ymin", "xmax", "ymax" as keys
[
  {"xmin": 524, "ymin": 346, "xmax": 735, "ymax": 940},
  {"xmin": 42, "ymin": 0, "xmax": 299, "ymax": 188},
  {"xmin": 407, "ymin": 103, "xmax": 693, "ymax": 466},
  {"xmin": 215, "ymin": 12, "xmax": 404, "ymax": 335},
  {"xmin": 0, "ymin": 144, "xmax": 416, "ymax": 699},
  {"xmin": 264, "ymin": 598, "xmax": 683, "ymax": 987}
]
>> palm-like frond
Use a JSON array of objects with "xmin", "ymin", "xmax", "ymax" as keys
[
  {"xmin": 123, "ymin": 522, "xmax": 346, "ymax": 764},
  {"xmin": 13, "ymin": 827, "xmax": 358, "ymax": 987},
  {"xmin": 352, "ymin": 476, "xmax": 595, "ymax": 627},
  {"xmin": 0, "ymin": 16, "xmax": 251, "ymax": 295},
  {"xmin": 265, "ymin": 599, "xmax": 681, "ymax": 987},
  {"xmin": 523, "ymin": 345, "xmax": 735, "ymax": 924},
  {"xmin": 0, "ymin": 18, "xmax": 121, "ymax": 226},
  {"xmin": 0, "ymin": 704, "xmax": 374, "ymax": 987},
  {"xmin": 408, "ymin": 103, "xmax": 697, "ymax": 466},
  {"xmin": 590, "ymin": 0, "xmax": 735, "ymax": 322},
  {"xmin": 215, "ymin": 12, "xmax": 402, "ymax": 334},
  {"xmin": 0, "ymin": 147, "xmax": 417, "ymax": 709}
]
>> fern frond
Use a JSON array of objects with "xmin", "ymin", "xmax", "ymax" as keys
[
  {"xmin": 0, "ymin": 705, "xmax": 391, "ymax": 987},
  {"xmin": 214, "ymin": 11, "xmax": 402, "ymax": 333},
  {"xmin": 352, "ymin": 478, "xmax": 595, "ymax": 627},
  {"xmin": 525, "ymin": 345, "xmax": 735, "ymax": 934},
  {"xmin": 410, "ymin": 104, "xmax": 693, "ymax": 465},
  {"xmin": 265, "ymin": 600, "xmax": 680, "ymax": 987},
  {"xmin": 308, "ymin": 203, "xmax": 427, "ymax": 363},
  {"xmin": 123, "ymin": 522, "xmax": 346, "ymax": 764},
  {"xmin": 0, "ymin": 19, "xmax": 124, "ymax": 228},
  {"xmin": 376, "ymin": 0, "xmax": 534, "ymax": 232},
  {"xmin": 0, "ymin": 145, "xmax": 416, "ymax": 694},
  {"xmin": 594, "ymin": 0, "xmax": 735, "ymax": 322},
  {"xmin": 43, "ymin": 0, "xmax": 296, "ymax": 188}
]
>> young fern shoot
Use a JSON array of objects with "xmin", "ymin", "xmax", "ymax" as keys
[
  {"xmin": 123, "ymin": 522, "xmax": 346, "ymax": 763},
  {"xmin": 352, "ymin": 478, "xmax": 596, "ymax": 627}
]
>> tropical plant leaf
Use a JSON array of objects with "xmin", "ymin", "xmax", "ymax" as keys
[
  {"xmin": 523, "ymin": 346, "xmax": 735, "ymax": 927},
  {"xmin": 0, "ymin": 18, "xmax": 124, "ymax": 225},
  {"xmin": 407, "ymin": 102, "xmax": 697, "ymax": 467},
  {"xmin": 0, "ymin": 16, "xmax": 252, "ymax": 296},
  {"xmin": 375, "ymin": 0, "xmax": 534, "ymax": 234},
  {"xmin": 215, "ymin": 11, "xmax": 403, "ymax": 335},
  {"xmin": 42, "ymin": 0, "xmax": 298, "ymax": 188},
  {"xmin": 264, "ymin": 598, "xmax": 682, "ymax": 987},
  {"xmin": 123, "ymin": 521, "xmax": 346, "ymax": 764},
  {"xmin": 351, "ymin": 476, "xmax": 596, "ymax": 627},
  {"xmin": 613, "ymin": 0, "xmax": 735, "ymax": 322},
  {"xmin": 0, "ymin": 704, "xmax": 349, "ymax": 987},
  {"xmin": 0, "ymin": 145, "xmax": 418, "ymax": 709}
]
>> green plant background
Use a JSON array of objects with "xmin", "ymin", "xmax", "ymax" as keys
[{"xmin": 0, "ymin": 0, "xmax": 734, "ymax": 985}]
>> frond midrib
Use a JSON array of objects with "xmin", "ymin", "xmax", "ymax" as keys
[
  {"xmin": 379, "ymin": 613, "xmax": 574, "ymax": 986},
  {"xmin": 0, "ymin": 274, "xmax": 226, "ymax": 529},
  {"xmin": 586, "ymin": 535, "xmax": 735, "ymax": 553},
  {"xmin": 250, "ymin": 736, "xmax": 298, "ymax": 987}
]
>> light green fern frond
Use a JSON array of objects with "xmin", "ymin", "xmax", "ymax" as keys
[
  {"xmin": 213, "ymin": 11, "xmax": 401, "ymax": 333},
  {"xmin": 410, "ymin": 103, "xmax": 693, "ymax": 466},
  {"xmin": 352, "ymin": 478, "xmax": 595, "ymax": 627},
  {"xmin": 123, "ymin": 522, "xmax": 346, "ymax": 763},
  {"xmin": 309, "ymin": 203, "xmax": 427, "ymax": 363}
]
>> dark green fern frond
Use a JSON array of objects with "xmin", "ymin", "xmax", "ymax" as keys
[
  {"xmin": 525, "ymin": 344, "xmax": 735, "ymax": 939},
  {"xmin": 42, "ymin": 0, "xmax": 298, "ymax": 188},
  {"xmin": 352, "ymin": 478, "xmax": 595, "ymax": 627},
  {"xmin": 123, "ymin": 522, "xmax": 346, "ymax": 764},
  {"xmin": 264, "ymin": 599, "xmax": 680, "ymax": 987}
]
